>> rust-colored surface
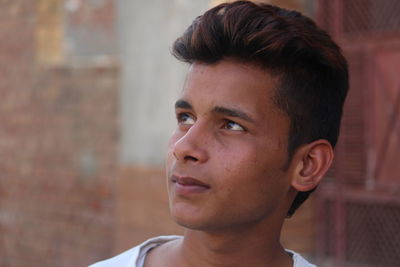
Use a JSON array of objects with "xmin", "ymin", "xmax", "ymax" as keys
[
  {"xmin": 115, "ymin": 166, "xmax": 184, "ymax": 254},
  {"xmin": 316, "ymin": 0, "xmax": 400, "ymax": 266}
]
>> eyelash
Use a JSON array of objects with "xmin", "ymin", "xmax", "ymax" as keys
[
  {"xmin": 176, "ymin": 112, "xmax": 195, "ymax": 125},
  {"xmin": 224, "ymin": 120, "xmax": 245, "ymax": 131},
  {"xmin": 176, "ymin": 112, "xmax": 246, "ymax": 132}
]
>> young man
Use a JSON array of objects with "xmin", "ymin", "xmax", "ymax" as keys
[{"xmin": 91, "ymin": 1, "xmax": 348, "ymax": 266}]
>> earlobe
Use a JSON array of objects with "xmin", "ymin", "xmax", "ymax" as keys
[{"xmin": 291, "ymin": 140, "xmax": 334, "ymax": 192}]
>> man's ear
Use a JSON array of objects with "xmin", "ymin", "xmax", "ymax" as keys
[{"xmin": 290, "ymin": 140, "xmax": 334, "ymax": 192}]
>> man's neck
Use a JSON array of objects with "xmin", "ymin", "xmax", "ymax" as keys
[
  {"xmin": 145, "ymin": 207, "xmax": 295, "ymax": 267},
  {"xmin": 176, "ymin": 226, "xmax": 292, "ymax": 267}
]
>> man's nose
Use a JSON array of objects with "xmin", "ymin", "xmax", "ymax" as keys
[{"xmin": 172, "ymin": 123, "xmax": 209, "ymax": 164}]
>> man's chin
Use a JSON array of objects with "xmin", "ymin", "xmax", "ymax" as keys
[
  {"xmin": 170, "ymin": 210, "xmax": 212, "ymax": 231},
  {"xmin": 171, "ymin": 212, "xmax": 229, "ymax": 233},
  {"xmin": 171, "ymin": 211, "xmax": 201, "ymax": 229},
  {"xmin": 168, "ymin": 199, "xmax": 221, "ymax": 231}
]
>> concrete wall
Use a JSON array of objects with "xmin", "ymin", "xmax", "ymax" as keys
[{"xmin": 117, "ymin": 0, "xmax": 211, "ymax": 165}]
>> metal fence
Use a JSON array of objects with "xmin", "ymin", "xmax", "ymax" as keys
[{"xmin": 315, "ymin": 0, "xmax": 400, "ymax": 266}]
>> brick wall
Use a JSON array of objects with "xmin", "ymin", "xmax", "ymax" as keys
[
  {"xmin": 114, "ymin": 167, "xmax": 184, "ymax": 254},
  {"xmin": 0, "ymin": 1, "xmax": 119, "ymax": 266}
]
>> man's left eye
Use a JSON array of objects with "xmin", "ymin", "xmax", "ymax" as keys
[{"xmin": 224, "ymin": 120, "xmax": 245, "ymax": 131}]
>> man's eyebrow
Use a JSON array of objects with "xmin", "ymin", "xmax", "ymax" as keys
[
  {"xmin": 212, "ymin": 106, "xmax": 255, "ymax": 123},
  {"xmin": 175, "ymin": 99, "xmax": 192, "ymax": 109}
]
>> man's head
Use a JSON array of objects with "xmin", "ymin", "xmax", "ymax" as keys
[{"xmin": 169, "ymin": 1, "xmax": 348, "ymax": 219}]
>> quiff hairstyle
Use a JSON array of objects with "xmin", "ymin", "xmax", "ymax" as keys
[{"xmin": 172, "ymin": 0, "xmax": 349, "ymax": 217}]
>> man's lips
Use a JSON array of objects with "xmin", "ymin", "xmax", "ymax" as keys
[
  {"xmin": 171, "ymin": 175, "xmax": 210, "ymax": 194},
  {"xmin": 173, "ymin": 175, "xmax": 210, "ymax": 188}
]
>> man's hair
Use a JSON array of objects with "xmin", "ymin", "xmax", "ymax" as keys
[{"xmin": 172, "ymin": 1, "xmax": 349, "ymax": 217}]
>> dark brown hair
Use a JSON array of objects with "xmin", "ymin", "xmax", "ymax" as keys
[{"xmin": 172, "ymin": 0, "xmax": 348, "ymax": 217}]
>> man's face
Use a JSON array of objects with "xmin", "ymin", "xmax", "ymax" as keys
[{"xmin": 166, "ymin": 60, "xmax": 293, "ymax": 231}]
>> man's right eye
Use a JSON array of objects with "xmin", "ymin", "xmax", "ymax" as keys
[{"xmin": 176, "ymin": 113, "xmax": 195, "ymax": 125}]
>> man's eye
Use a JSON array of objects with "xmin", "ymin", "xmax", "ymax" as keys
[
  {"xmin": 177, "ymin": 113, "xmax": 195, "ymax": 125},
  {"xmin": 224, "ymin": 120, "xmax": 245, "ymax": 131}
]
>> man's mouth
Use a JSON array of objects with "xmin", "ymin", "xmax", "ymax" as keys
[
  {"xmin": 171, "ymin": 175, "xmax": 210, "ymax": 194},
  {"xmin": 174, "ymin": 176, "xmax": 210, "ymax": 187}
]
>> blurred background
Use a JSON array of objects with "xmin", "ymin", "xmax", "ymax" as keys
[{"xmin": 0, "ymin": 0, "xmax": 399, "ymax": 266}]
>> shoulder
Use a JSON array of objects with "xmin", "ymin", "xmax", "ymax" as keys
[
  {"xmin": 285, "ymin": 249, "xmax": 317, "ymax": 267},
  {"xmin": 89, "ymin": 235, "xmax": 182, "ymax": 267}
]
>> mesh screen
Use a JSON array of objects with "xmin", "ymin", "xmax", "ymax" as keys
[
  {"xmin": 318, "ymin": 0, "xmax": 400, "ymax": 37},
  {"xmin": 346, "ymin": 202, "xmax": 400, "ymax": 267},
  {"xmin": 324, "ymin": 199, "xmax": 335, "ymax": 258},
  {"xmin": 344, "ymin": 0, "xmax": 400, "ymax": 35},
  {"xmin": 316, "ymin": 0, "xmax": 400, "ymax": 266}
]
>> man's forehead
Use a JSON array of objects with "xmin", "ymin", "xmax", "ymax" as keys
[{"xmin": 181, "ymin": 60, "xmax": 282, "ymax": 111}]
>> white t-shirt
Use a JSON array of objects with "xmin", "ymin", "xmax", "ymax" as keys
[{"xmin": 89, "ymin": 235, "xmax": 317, "ymax": 267}]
